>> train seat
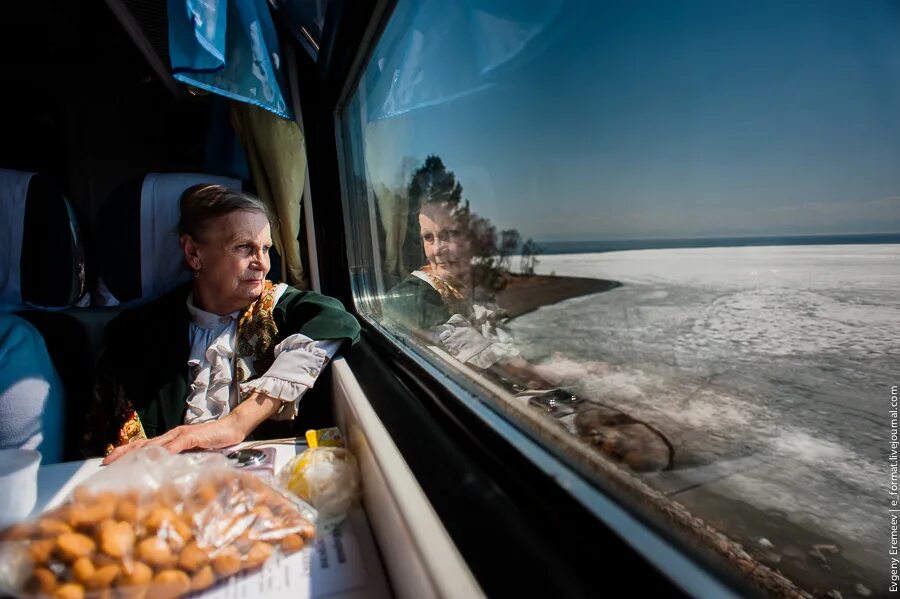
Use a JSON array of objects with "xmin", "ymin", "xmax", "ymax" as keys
[
  {"xmin": 94, "ymin": 172, "xmax": 243, "ymax": 307},
  {"xmin": 0, "ymin": 169, "xmax": 90, "ymax": 461}
]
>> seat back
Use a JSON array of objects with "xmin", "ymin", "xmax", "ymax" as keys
[
  {"xmin": 13, "ymin": 310, "xmax": 90, "ymax": 461},
  {"xmin": 95, "ymin": 173, "xmax": 242, "ymax": 306},
  {"xmin": 0, "ymin": 169, "xmax": 86, "ymax": 310},
  {"xmin": 0, "ymin": 168, "xmax": 91, "ymax": 461}
]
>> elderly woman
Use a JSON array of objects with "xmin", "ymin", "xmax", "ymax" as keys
[{"xmin": 93, "ymin": 185, "xmax": 360, "ymax": 464}]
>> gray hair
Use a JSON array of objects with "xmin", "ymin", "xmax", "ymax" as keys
[{"xmin": 178, "ymin": 184, "xmax": 271, "ymax": 240}]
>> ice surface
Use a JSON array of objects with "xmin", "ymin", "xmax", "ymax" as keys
[{"xmin": 508, "ymin": 244, "xmax": 900, "ymax": 576}]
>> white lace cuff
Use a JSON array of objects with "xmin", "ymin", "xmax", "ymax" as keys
[
  {"xmin": 435, "ymin": 313, "xmax": 521, "ymax": 370},
  {"xmin": 436, "ymin": 315, "xmax": 493, "ymax": 363},
  {"xmin": 239, "ymin": 335, "xmax": 341, "ymax": 421}
]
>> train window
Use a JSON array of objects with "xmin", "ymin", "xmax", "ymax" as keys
[
  {"xmin": 337, "ymin": 1, "xmax": 900, "ymax": 595},
  {"xmin": 274, "ymin": 0, "xmax": 331, "ymax": 58}
]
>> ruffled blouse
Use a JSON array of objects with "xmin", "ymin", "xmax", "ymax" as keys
[
  {"xmin": 410, "ymin": 270, "xmax": 520, "ymax": 370},
  {"xmin": 183, "ymin": 283, "xmax": 340, "ymax": 425}
]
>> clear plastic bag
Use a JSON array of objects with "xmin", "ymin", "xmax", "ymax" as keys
[
  {"xmin": 278, "ymin": 429, "xmax": 360, "ymax": 529},
  {"xmin": 0, "ymin": 446, "xmax": 317, "ymax": 599}
]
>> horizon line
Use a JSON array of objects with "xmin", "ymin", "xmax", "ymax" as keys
[{"xmin": 533, "ymin": 231, "xmax": 900, "ymax": 244}]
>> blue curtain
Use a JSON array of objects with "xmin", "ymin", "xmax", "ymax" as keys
[{"xmin": 168, "ymin": 0, "xmax": 294, "ymax": 120}]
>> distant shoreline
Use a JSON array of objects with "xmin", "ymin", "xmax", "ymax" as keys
[
  {"xmin": 536, "ymin": 232, "xmax": 900, "ymax": 255},
  {"xmin": 497, "ymin": 273, "xmax": 621, "ymax": 319}
]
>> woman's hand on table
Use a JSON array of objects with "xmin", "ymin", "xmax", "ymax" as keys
[
  {"xmin": 102, "ymin": 392, "xmax": 283, "ymax": 465},
  {"xmin": 102, "ymin": 418, "xmax": 245, "ymax": 464}
]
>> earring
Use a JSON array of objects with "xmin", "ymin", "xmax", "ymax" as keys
[{"xmin": 193, "ymin": 270, "xmax": 200, "ymax": 279}]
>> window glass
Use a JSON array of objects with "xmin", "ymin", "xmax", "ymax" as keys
[
  {"xmin": 338, "ymin": 1, "xmax": 900, "ymax": 595},
  {"xmin": 274, "ymin": 0, "xmax": 330, "ymax": 53}
]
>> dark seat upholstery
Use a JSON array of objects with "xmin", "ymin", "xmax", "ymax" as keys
[
  {"xmin": 20, "ymin": 175, "xmax": 87, "ymax": 307},
  {"xmin": 96, "ymin": 178, "xmax": 144, "ymax": 304},
  {"xmin": 14, "ymin": 310, "xmax": 91, "ymax": 461}
]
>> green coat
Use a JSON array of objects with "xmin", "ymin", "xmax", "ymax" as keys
[
  {"xmin": 100, "ymin": 283, "xmax": 360, "ymax": 441},
  {"xmin": 382, "ymin": 275, "xmax": 452, "ymax": 332}
]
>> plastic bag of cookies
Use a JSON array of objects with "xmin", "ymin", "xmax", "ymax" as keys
[{"xmin": 0, "ymin": 447, "xmax": 317, "ymax": 599}]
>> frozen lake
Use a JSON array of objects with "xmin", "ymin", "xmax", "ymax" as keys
[{"xmin": 509, "ymin": 244, "xmax": 900, "ymax": 594}]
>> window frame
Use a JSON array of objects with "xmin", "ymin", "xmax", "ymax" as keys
[{"xmin": 292, "ymin": 1, "xmax": 754, "ymax": 596}]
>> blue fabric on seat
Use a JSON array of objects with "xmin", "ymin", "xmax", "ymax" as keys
[
  {"xmin": 0, "ymin": 314, "xmax": 64, "ymax": 464},
  {"xmin": 168, "ymin": 0, "xmax": 294, "ymax": 120}
]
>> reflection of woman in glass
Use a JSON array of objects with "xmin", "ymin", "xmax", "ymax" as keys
[
  {"xmin": 384, "ymin": 195, "xmax": 674, "ymax": 473},
  {"xmin": 384, "ymin": 197, "xmax": 524, "ymax": 373}
]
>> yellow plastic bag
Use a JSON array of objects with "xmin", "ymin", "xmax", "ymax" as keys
[{"xmin": 278, "ymin": 429, "xmax": 360, "ymax": 528}]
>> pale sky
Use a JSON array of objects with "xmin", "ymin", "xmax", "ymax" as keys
[{"xmin": 356, "ymin": 0, "xmax": 900, "ymax": 241}]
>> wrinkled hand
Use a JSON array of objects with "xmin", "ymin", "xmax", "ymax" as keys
[{"xmin": 102, "ymin": 418, "xmax": 245, "ymax": 465}]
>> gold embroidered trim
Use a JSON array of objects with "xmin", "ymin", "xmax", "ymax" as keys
[
  {"xmin": 419, "ymin": 264, "xmax": 465, "ymax": 301},
  {"xmin": 106, "ymin": 408, "xmax": 146, "ymax": 456},
  {"xmin": 236, "ymin": 280, "xmax": 280, "ymax": 381}
]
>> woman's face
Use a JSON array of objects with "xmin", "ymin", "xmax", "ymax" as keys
[
  {"xmin": 182, "ymin": 210, "xmax": 272, "ymax": 314},
  {"xmin": 418, "ymin": 204, "xmax": 471, "ymax": 283}
]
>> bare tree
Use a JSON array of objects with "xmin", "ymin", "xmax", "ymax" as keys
[
  {"xmin": 498, "ymin": 229, "xmax": 521, "ymax": 272},
  {"xmin": 520, "ymin": 238, "xmax": 542, "ymax": 275}
]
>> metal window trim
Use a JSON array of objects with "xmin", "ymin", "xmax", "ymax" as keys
[
  {"xmin": 285, "ymin": 43, "xmax": 322, "ymax": 292},
  {"xmin": 331, "ymin": 357, "xmax": 485, "ymax": 598},
  {"xmin": 333, "ymin": 0, "xmax": 396, "ymax": 114},
  {"xmin": 358, "ymin": 314, "xmax": 740, "ymax": 599}
]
